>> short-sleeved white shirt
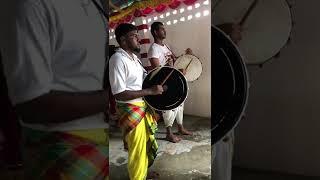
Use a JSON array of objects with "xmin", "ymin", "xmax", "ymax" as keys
[
  {"xmin": 109, "ymin": 48, "xmax": 147, "ymax": 104},
  {"xmin": 148, "ymin": 43, "xmax": 173, "ymax": 66},
  {"xmin": 0, "ymin": 0, "xmax": 109, "ymax": 131}
]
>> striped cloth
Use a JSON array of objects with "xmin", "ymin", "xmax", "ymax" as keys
[
  {"xmin": 22, "ymin": 127, "xmax": 109, "ymax": 180},
  {"xmin": 117, "ymin": 102, "xmax": 157, "ymax": 136},
  {"xmin": 117, "ymin": 101, "xmax": 158, "ymax": 167}
]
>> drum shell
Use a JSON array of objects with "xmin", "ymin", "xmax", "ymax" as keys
[{"xmin": 212, "ymin": 26, "xmax": 249, "ymax": 145}]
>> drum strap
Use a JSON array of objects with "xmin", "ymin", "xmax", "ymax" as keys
[{"xmin": 164, "ymin": 44, "xmax": 178, "ymax": 60}]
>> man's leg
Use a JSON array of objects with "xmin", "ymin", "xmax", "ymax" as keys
[
  {"xmin": 176, "ymin": 104, "xmax": 192, "ymax": 135},
  {"xmin": 213, "ymin": 131, "xmax": 234, "ymax": 180},
  {"xmin": 163, "ymin": 110, "xmax": 181, "ymax": 143},
  {"xmin": 126, "ymin": 118, "xmax": 149, "ymax": 179}
]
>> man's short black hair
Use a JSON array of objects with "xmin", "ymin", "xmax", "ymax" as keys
[
  {"xmin": 115, "ymin": 23, "xmax": 137, "ymax": 44},
  {"xmin": 151, "ymin": 21, "xmax": 164, "ymax": 38}
]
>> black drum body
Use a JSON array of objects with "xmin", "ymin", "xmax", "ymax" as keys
[
  {"xmin": 212, "ymin": 26, "xmax": 249, "ymax": 145},
  {"xmin": 142, "ymin": 66, "xmax": 188, "ymax": 111}
]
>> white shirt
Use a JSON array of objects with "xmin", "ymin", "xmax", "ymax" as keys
[
  {"xmin": 0, "ymin": 0, "xmax": 109, "ymax": 131},
  {"xmin": 148, "ymin": 43, "xmax": 173, "ymax": 66},
  {"xmin": 109, "ymin": 48, "xmax": 147, "ymax": 104}
]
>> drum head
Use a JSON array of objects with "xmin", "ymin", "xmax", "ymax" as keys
[
  {"xmin": 213, "ymin": 0, "xmax": 292, "ymax": 65},
  {"xmin": 142, "ymin": 66, "xmax": 188, "ymax": 111},
  {"xmin": 212, "ymin": 26, "xmax": 249, "ymax": 145},
  {"xmin": 174, "ymin": 54, "xmax": 202, "ymax": 82}
]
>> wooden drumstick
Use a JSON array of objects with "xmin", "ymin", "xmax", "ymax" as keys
[
  {"xmin": 185, "ymin": 58, "xmax": 193, "ymax": 72},
  {"xmin": 149, "ymin": 67, "xmax": 162, "ymax": 80},
  {"xmin": 239, "ymin": 0, "xmax": 259, "ymax": 26},
  {"xmin": 160, "ymin": 69, "xmax": 175, "ymax": 86}
]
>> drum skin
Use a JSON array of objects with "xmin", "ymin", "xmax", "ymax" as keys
[
  {"xmin": 213, "ymin": 0, "xmax": 292, "ymax": 65},
  {"xmin": 174, "ymin": 54, "xmax": 203, "ymax": 82},
  {"xmin": 142, "ymin": 66, "xmax": 188, "ymax": 111},
  {"xmin": 212, "ymin": 26, "xmax": 249, "ymax": 145}
]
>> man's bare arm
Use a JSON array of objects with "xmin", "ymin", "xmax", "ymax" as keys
[
  {"xmin": 149, "ymin": 58, "xmax": 161, "ymax": 68},
  {"xmin": 16, "ymin": 90, "xmax": 109, "ymax": 124},
  {"xmin": 114, "ymin": 85, "xmax": 163, "ymax": 101}
]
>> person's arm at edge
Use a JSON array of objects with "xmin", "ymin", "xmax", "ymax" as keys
[{"xmin": 16, "ymin": 89, "xmax": 110, "ymax": 124}]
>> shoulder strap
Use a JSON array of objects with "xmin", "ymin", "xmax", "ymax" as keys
[{"xmin": 164, "ymin": 44, "xmax": 177, "ymax": 58}]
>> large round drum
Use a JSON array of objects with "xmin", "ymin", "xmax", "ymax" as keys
[
  {"xmin": 174, "ymin": 54, "xmax": 202, "ymax": 82},
  {"xmin": 142, "ymin": 66, "xmax": 188, "ymax": 111},
  {"xmin": 213, "ymin": 0, "xmax": 292, "ymax": 65},
  {"xmin": 212, "ymin": 26, "xmax": 249, "ymax": 145}
]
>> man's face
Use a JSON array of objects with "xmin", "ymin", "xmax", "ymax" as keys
[
  {"xmin": 125, "ymin": 30, "xmax": 140, "ymax": 52},
  {"xmin": 156, "ymin": 25, "xmax": 166, "ymax": 39}
]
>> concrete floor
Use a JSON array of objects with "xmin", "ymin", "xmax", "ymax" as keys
[{"xmin": 109, "ymin": 115, "xmax": 212, "ymax": 180}]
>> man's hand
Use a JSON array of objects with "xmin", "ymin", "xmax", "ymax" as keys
[
  {"xmin": 16, "ymin": 90, "xmax": 110, "ymax": 124},
  {"xmin": 148, "ymin": 85, "xmax": 164, "ymax": 95},
  {"xmin": 217, "ymin": 23, "xmax": 242, "ymax": 44},
  {"xmin": 185, "ymin": 48, "xmax": 193, "ymax": 55},
  {"xmin": 179, "ymin": 68, "xmax": 187, "ymax": 75},
  {"xmin": 165, "ymin": 55, "xmax": 175, "ymax": 66}
]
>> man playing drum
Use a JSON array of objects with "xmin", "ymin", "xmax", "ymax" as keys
[
  {"xmin": 147, "ymin": 21, "xmax": 193, "ymax": 143},
  {"xmin": 109, "ymin": 23, "xmax": 163, "ymax": 179}
]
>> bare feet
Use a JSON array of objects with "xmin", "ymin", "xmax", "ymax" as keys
[
  {"xmin": 166, "ymin": 133, "xmax": 181, "ymax": 143},
  {"xmin": 178, "ymin": 127, "xmax": 193, "ymax": 135},
  {"xmin": 147, "ymin": 171, "xmax": 160, "ymax": 179},
  {"xmin": 123, "ymin": 139, "xmax": 128, "ymax": 151}
]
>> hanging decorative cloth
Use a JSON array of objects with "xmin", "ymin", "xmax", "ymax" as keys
[{"xmin": 109, "ymin": 0, "xmax": 200, "ymax": 29}]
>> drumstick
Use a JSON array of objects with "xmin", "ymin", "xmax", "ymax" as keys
[
  {"xmin": 185, "ymin": 58, "xmax": 193, "ymax": 72},
  {"xmin": 149, "ymin": 67, "xmax": 162, "ymax": 80},
  {"xmin": 160, "ymin": 69, "xmax": 175, "ymax": 86},
  {"xmin": 239, "ymin": 0, "xmax": 259, "ymax": 26}
]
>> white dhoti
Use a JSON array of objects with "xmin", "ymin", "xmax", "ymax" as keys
[
  {"xmin": 162, "ymin": 103, "xmax": 184, "ymax": 127},
  {"xmin": 213, "ymin": 130, "xmax": 234, "ymax": 180}
]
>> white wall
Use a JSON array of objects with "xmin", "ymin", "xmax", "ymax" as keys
[
  {"xmin": 165, "ymin": 5, "xmax": 211, "ymax": 118},
  {"xmin": 109, "ymin": 1, "xmax": 211, "ymax": 117},
  {"xmin": 233, "ymin": 1, "xmax": 320, "ymax": 176}
]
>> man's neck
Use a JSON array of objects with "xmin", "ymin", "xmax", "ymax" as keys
[
  {"xmin": 155, "ymin": 38, "xmax": 164, "ymax": 46},
  {"xmin": 121, "ymin": 47, "xmax": 135, "ymax": 59}
]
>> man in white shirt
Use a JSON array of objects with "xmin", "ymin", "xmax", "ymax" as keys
[
  {"xmin": 109, "ymin": 23, "xmax": 163, "ymax": 180},
  {"xmin": 148, "ymin": 21, "xmax": 193, "ymax": 143},
  {"xmin": 0, "ymin": 0, "xmax": 109, "ymax": 179}
]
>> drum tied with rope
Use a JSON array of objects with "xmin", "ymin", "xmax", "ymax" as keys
[
  {"xmin": 142, "ymin": 66, "xmax": 188, "ymax": 111},
  {"xmin": 174, "ymin": 54, "xmax": 203, "ymax": 82}
]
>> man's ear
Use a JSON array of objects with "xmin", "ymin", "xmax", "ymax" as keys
[
  {"xmin": 120, "ymin": 36, "xmax": 126, "ymax": 45},
  {"xmin": 154, "ymin": 30, "xmax": 158, "ymax": 37}
]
